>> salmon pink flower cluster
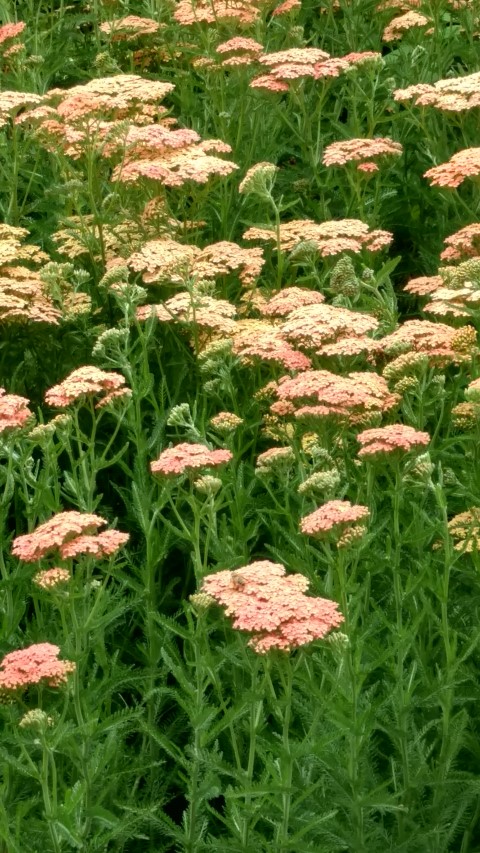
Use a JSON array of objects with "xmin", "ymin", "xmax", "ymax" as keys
[
  {"xmin": 151, "ymin": 442, "xmax": 233, "ymax": 476},
  {"xmin": 356, "ymin": 424, "xmax": 430, "ymax": 458},
  {"xmin": 45, "ymin": 366, "xmax": 131, "ymax": 409},
  {"xmin": 300, "ymin": 500, "xmax": 370, "ymax": 546},
  {"xmin": 200, "ymin": 560, "xmax": 344, "ymax": 652},
  {"xmin": 0, "ymin": 643, "xmax": 75, "ymax": 697},
  {"xmin": 12, "ymin": 511, "xmax": 129, "ymax": 562}
]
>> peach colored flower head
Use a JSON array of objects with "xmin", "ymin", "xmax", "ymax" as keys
[
  {"xmin": 379, "ymin": 320, "xmax": 477, "ymax": 365},
  {"xmin": 151, "ymin": 442, "xmax": 232, "ymax": 476},
  {"xmin": 232, "ymin": 322, "xmax": 312, "ymax": 371},
  {"xmin": 446, "ymin": 508, "xmax": 480, "ymax": 552},
  {"xmin": 216, "ymin": 37, "xmax": 263, "ymax": 54},
  {"xmin": 99, "ymin": 16, "xmax": 160, "ymax": 40},
  {"xmin": 441, "ymin": 224, "xmax": 480, "ymax": 262},
  {"xmin": 45, "ymin": 366, "xmax": 129, "ymax": 408},
  {"xmin": 200, "ymin": 560, "xmax": 343, "ymax": 652},
  {"xmin": 383, "ymin": 11, "xmax": 430, "ymax": 42},
  {"xmin": 0, "ymin": 22, "xmax": 25, "ymax": 46},
  {"xmin": 300, "ymin": 500, "xmax": 370, "ymax": 539},
  {"xmin": 174, "ymin": 0, "xmax": 262, "ymax": 26},
  {"xmin": 59, "ymin": 529, "xmax": 130, "ymax": 559},
  {"xmin": 137, "ymin": 293, "xmax": 236, "ymax": 334},
  {"xmin": 403, "ymin": 275, "xmax": 443, "ymax": 296},
  {"xmin": 255, "ymin": 446, "xmax": 295, "ymax": 473},
  {"xmin": 272, "ymin": 0, "xmax": 301, "ymax": 13},
  {"xmin": 356, "ymin": 424, "xmax": 430, "ymax": 458},
  {"xmin": 260, "ymin": 286, "xmax": 325, "ymax": 318},
  {"xmin": 394, "ymin": 71, "xmax": 480, "ymax": 113},
  {"xmin": 323, "ymin": 137, "xmax": 402, "ymax": 168},
  {"xmin": 12, "ymin": 511, "xmax": 106, "ymax": 562},
  {"xmin": 424, "ymin": 148, "xmax": 480, "ymax": 189},
  {"xmin": 0, "ymin": 643, "xmax": 75, "ymax": 696},
  {"xmin": 243, "ymin": 218, "xmax": 392, "ymax": 257},
  {"xmin": 249, "ymin": 75, "xmax": 290, "ymax": 93},
  {"xmin": 281, "ymin": 302, "xmax": 378, "ymax": 352},
  {"xmin": 33, "ymin": 568, "xmax": 70, "ymax": 590},
  {"xmin": 0, "ymin": 388, "xmax": 33, "ymax": 433}
]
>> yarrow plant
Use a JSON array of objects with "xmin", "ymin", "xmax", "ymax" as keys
[{"xmin": 2, "ymin": 1, "xmax": 480, "ymax": 850}]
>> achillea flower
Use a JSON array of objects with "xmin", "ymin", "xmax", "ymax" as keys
[
  {"xmin": 238, "ymin": 161, "xmax": 278, "ymax": 195},
  {"xmin": 272, "ymin": 0, "xmax": 301, "ymax": 14},
  {"xmin": 356, "ymin": 424, "xmax": 430, "ymax": 458},
  {"xmin": 281, "ymin": 303, "xmax": 378, "ymax": 353},
  {"xmin": 200, "ymin": 560, "xmax": 343, "ymax": 652},
  {"xmin": 45, "ymin": 366, "xmax": 129, "ymax": 408},
  {"xmin": 0, "ymin": 91, "xmax": 43, "ymax": 129},
  {"xmin": 216, "ymin": 37, "xmax": 263, "ymax": 55},
  {"xmin": 0, "ymin": 388, "xmax": 33, "ymax": 433},
  {"xmin": 33, "ymin": 568, "xmax": 70, "ymax": 590},
  {"xmin": 249, "ymin": 75, "xmax": 290, "ymax": 93},
  {"xmin": 19, "ymin": 708, "xmax": 54, "ymax": 729},
  {"xmin": 259, "ymin": 47, "xmax": 330, "ymax": 68},
  {"xmin": 403, "ymin": 275, "xmax": 443, "ymax": 296},
  {"xmin": 379, "ymin": 320, "xmax": 477, "ymax": 365},
  {"xmin": 323, "ymin": 137, "xmax": 402, "ymax": 170},
  {"xmin": 382, "ymin": 351, "xmax": 428, "ymax": 383},
  {"xmin": 231, "ymin": 320, "xmax": 312, "ymax": 371},
  {"xmin": 383, "ymin": 10, "xmax": 430, "ymax": 41},
  {"xmin": 300, "ymin": 500, "xmax": 370, "ymax": 544},
  {"xmin": 465, "ymin": 377, "xmax": 480, "ymax": 403},
  {"xmin": 243, "ymin": 218, "xmax": 392, "ymax": 257},
  {"xmin": 0, "ymin": 22, "xmax": 26, "ymax": 46},
  {"xmin": 12, "ymin": 511, "xmax": 106, "ymax": 562},
  {"xmin": 112, "ymin": 141, "xmax": 239, "ymax": 187},
  {"xmin": 210, "ymin": 411, "xmax": 243, "ymax": 433},
  {"xmin": 255, "ymin": 446, "xmax": 295, "ymax": 473},
  {"xmin": 99, "ymin": 16, "xmax": 160, "ymax": 40},
  {"xmin": 0, "ymin": 643, "xmax": 75, "ymax": 697},
  {"xmin": 441, "ymin": 225, "xmax": 480, "ymax": 262},
  {"xmin": 394, "ymin": 71, "xmax": 480, "ymax": 113},
  {"xmin": 260, "ymin": 287, "xmax": 325, "ymax": 318},
  {"xmin": 424, "ymin": 148, "xmax": 480, "ymax": 189},
  {"xmin": 274, "ymin": 369, "xmax": 399, "ymax": 423},
  {"xmin": 194, "ymin": 474, "xmax": 223, "ymax": 495},
  {"xmin": 451, "ymin": 402, "xmax": 479, "ymax": 429},
  {"xmin": 174, "ymin": 0, "xmax": 263, "ymax": 25},
  {"xmin": 447, "ymin": 508, "xmax": 480, "ymax": 551},
  {"xmin": 151, "ymin": 442, "xmax": 232, "ymax": 476},
  {"xmin": 137, "ymin": 293, "xmax": 236, "ymax": 335},
  {"xmin": 45, "ymin": 75, "xmax": 174, "ymax": 123},
  {"xmin": 59, "ymin": 529, "xmax": 130, "ymax": 559},
  {"xmin": 298, "ymin": 469, "xmax": 342, "ymax": 496}
]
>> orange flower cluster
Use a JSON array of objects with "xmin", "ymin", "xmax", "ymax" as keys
[
  {"xmin": 99, "ymin": 16, "xmax": 161, "ymax": 40},
  {"xmin": 323, "ymin": 137, "xmax": 403, "ymax": 170},
  {"xmin": 300, "ymin": 500, "xmax": 370, "ymax": 546},
  {"xmin": 0, "ymin": 388, "xmax": 33, "ymax": 434},
  {"xmin": 128, "ymin": 239, "xmax": 264, "ymax": 287},
  {"xmin": 404, "ymin": 260, "xmax": 480, "ymax": 320},
  {"xmin": 394, "ymin": 71, "xmax": 480, "ymax": 112},
  {"xmin": 356, "ymin": 424, "xmax": 430, "ymax": 458},
  {"xmin": 424, "ymin": 148, "xmax": 480, "ymax": 189},
  {"xmin": 45, "ymin": 366, "xmax": 130, "ymax": 409},
  {"xmin": 215, "ymin": 36, "xmax": 263, "ymax": 66},
  {"xmin": 151, "ymin": 442, "xmax": 232, "ymax": 476},
  {"xmin": 379, "ymin": 320, "xmax": 477, "ymax": 365},
  {"xmin": 441, "ymin": 224, "xmax": 480, "ymax": 262},
  {"xmin": 200, "ymin": 560, "xmax": 344, "ymax": 653},
  {"xmin": 271, "ymin": 369, "xmax": 399, "ymax": 423},
  {"xmin": 280, "ymin": 302, "xmax": 379, "ymax": 357},
  {"xmin": 259, "ymin": 286, "xmax": 325, "ymax": 318},
  {"xmin": 0, "ymin": 643, "xmax": 75, "ymax": 697},
  {"xmin": 137, "ymin": 293, "xmax": 237, "ymax": 335},
  {"xmin": 12, "ymin": 510, "xmax": 129, "ymax": 562},
  {"xmin": 244, "ymin": 218, "xmax": 392, "ymax": 256},
  {"xmin": 382, "ymin": 10, "xmax": 431, "ymax": 41}
]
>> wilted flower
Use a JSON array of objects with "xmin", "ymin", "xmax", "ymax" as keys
[
  {"xmin": 298, "ymin": 469, "xmax": 342, "ymax": 496},
  {"xmin": 238, "ymin": 162, "xmax": 279, "ymax": 196},
  {"xmin": 200, "ymin": 560, "xmax": 344, "ymax": 652}
]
